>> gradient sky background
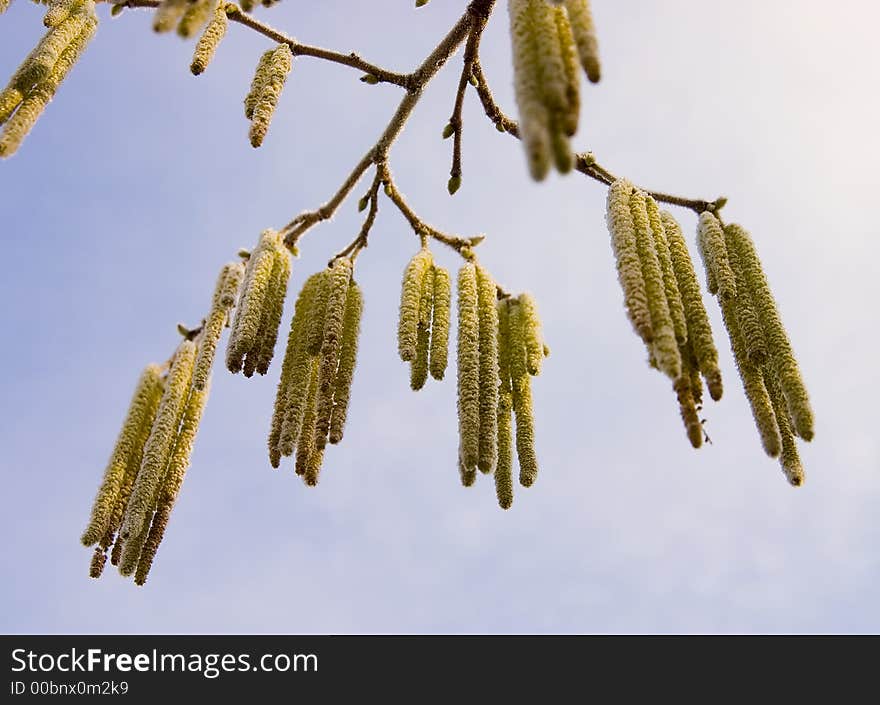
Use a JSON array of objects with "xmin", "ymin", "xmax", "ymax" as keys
[{"xmin": 1, "ymin": 1, "xmax": 878, "ymax": 634}]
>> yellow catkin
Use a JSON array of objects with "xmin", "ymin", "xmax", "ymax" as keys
[
  {"xmin": 118, "ymin": 510, "xmax": 152, "ymax": 577},
  {"xmin": 411, "ymin": 266, "xmax": 434, "ymax": 391},
  {"xmin": 120, "ymin": 340, "xmax": 196, "ymax": 545},
  {"xmin": 645, "ymin": 197, "xmax": 687, "ymax": 345},
  {"xmin": 606, "ymin": 179, "xmax": 653, "ymax": 343},
  {"xmin": 661, "ymin": 210, "xmax": 723, "ymax": 400},
  {"xmin": 508, "ymin": 298, "xmax": 538, "ymax": 487},
  {"xmin": 295, "ymin": 357, "xmax": 321, "ymax": 477},
  {"xmin": 674, "ymin": 356, "xmax": 704, "ymax": 449},
  {"xmin": 429, "ymin": 265, "xmax": 451, "ymax": 380},
  {"xmin": 0, "ymin": 0, "xmax": 10, "ymax": 14},
  {"xmin": 190, "ymin": 2, "xmax": 228, "ymax": 75},
  {"xmin": 176, "ymin": 0, "xmax": 214, "ymax": 39},
  {"xmin": 631, "ymin": 189, "xmax": 681, "ymax": 380},
  {"xmin": 226, "ymin": 229, "xmax": 277, "ymax": 373},
  {"xmin": 271, "ymin": 273, "xmax": 321, "ymax": 465},
  {"xmin": 44, "ymin": 0, "xmax": 84, "ymax": 28},
  {"xmin": 0, "ymin": 88, "xmax": 23, "ymax": 126},
  {"xmin": 81, "ymin": 364, "xmax": 164, "ymax": 547},
  {"xmin": 725, "ymin": 223, "xmax": 814, "ymax": 441},
  {"xmin": 303, "ymin": 445, "xmax": 326, "ymax": 487},
  {"xmin": 314, "ymin": 258, "xmax": 353, "ymax": 451},
  {"xmin": 133, "ymin": 385, "xmax": 210, "ymax": 585},
  {"xmin": 21, "ymin": 12, "xmax": 89, "ymax": 88},
  {"xmin": 553, "ymin": 4, "xmax": 580, "ymax": 138},
  {"xmin": 457, "ymin": 262, "xmax": 481, "ymax": 470},
  {"xmin": 458, "ymin": 451, "xmax": 477, "ymax": 488},
  {"xmin": 697, "ymin": 211, "xmax": 737, "ymax": 300},
  {"xmin": 191, "ymin": 262, "xmax": 243, "ymax": 391},
  {"xmin": 723, "ymin": 230, "xmax": 768, "ymax": 366},
  {"xmin": 152, "ymin": 0, "xmax": 188, "ymax": 33},
  {"xmin": 398, "ymin": 248, "xmax": 433, "ymax": 362},
  {"xmin": 766, "ymin": 373, "xmax": 805, "ymax": 487},
  {"xmin": 244, "ymin": 49, "xmax": 274, "ymax": 120},
  {"xmin": 719, "ymin": 294, "xmax": 781, "ymax": 458},
  {"xmin": 245, "ymin": 244, "xmax": 291, "ymax": 377},
  {"xmin": 249, "ymin": 44, "xmax": 293, "ymax": 148},
  {"xmin": 563, "ymin": 0, "xmax": 601, "ymax": 82},
  {"xmin": 476, "ymin": 265, "xmax": 500, "ymax": 474},
  {"xmin": 508, "ymin": 0, "xmax": 552, "ymax": 180},
  {"xmin": 517, "ymin": 292, "xmax": 545, "ymax": 376},
  {"xmin": 495, "ymin": 298, "xmax": 514, "ymax": 509},
  {"xmin": 329, "ymin": 280, "xmax": 363, "ymax": 445}
]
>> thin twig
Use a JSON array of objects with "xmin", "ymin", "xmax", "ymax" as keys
[{"xmin": 331, "ymin": 169, "xmax": 383, "ymax": 264}]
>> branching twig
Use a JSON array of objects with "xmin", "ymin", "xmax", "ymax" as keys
[{"xmin": 331, "ymin": 169, "xmax": 383, "ymax": 264}]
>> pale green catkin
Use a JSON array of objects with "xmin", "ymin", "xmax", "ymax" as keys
[
  {"xmin": 458, "ymin": 451, "xmax": 477, "ymax": 488},
  {"xmin": 429, "ymin": 265, "xmax": 451, "ymax": 380},
  {"xmin": 697, "ymin": 211, "xmax": 736, "ymax": 300},
  {"xmin": 272, "ymin": 273, "xmax": 321, "ymax": 464},
  {"xmin": 20, "ymin": 12, "xmax": 89, "ymax": 88},
  {"xmin": 118, "ymin": 510, "xmax": 152, "ymax": 577},
  {"xmin": 226, "ymin": 229, "xmax": 276, "ymax": 373},
  {"xmin": 476, "ymin": 265, "xmax": 500, "ymax": 474},
  {"xmin": 411, "ymin": 266, "xmax": 434, "ymax": 391},
  {"xmin": 246, "ymin": 244, "xmax": 291, "ymax": 377},
  {"xmin": 295, "ymin": 357, "xmax": 321, "ymax": 478},
  {"xmin": 314, "ymin": 258, "xmax": 353, "ymax": 451},
  {"xmin": 674, "ymin": 355, "xmax": 704, "ymax": 449},
  {"xmin": 508, "ymin": 298, "xmax": 539, "ymax": 487},
  {"xmin": 766, "ymin": 373, "xmax": 805, "ymax": 487},
  {"xmin": 44, "ymin": 0, "xmax": 84, "ymax": 28},
  {"xmin": 563, "ymin": 0, "xmax": 601, "ymax": 82},
  {"xmin": 719, "ymin": 293, "xmax": 781, "ymax": 458},
  {"xmin": 133, "ymin": 503, "xmax": 169, "ymax": 586},
  {"xmin": 0, "ymin": 88, "xmax": 23, "ymax": 126},
  {"xmin": 81, "ymin": 364, "xmax": 164, "ymax": 547},
  {"xmin": 553, "ymin": 4, "xmax": 580, "ymax": 138},
  {"xmin": 398, "ymin": 248, "xmax": 433, "ymax": 362},
  {"xmin": 176, "ymin": 0, "xmax": 214, "ymax": 39},
  {"xmin": 725, "ymin": 223, "xmax": 814, "ymax": 441},
  {"xmin": 645, "ymin": 197, "xmax": 687, "ymax": 345},
  {"xmin": 457, "ymin": 262, "xmax": 481, "ymax": 470},
  {"xmin": 606, "ymin": 179, "xmax": 653, "ymax": 343},
  {"xmin": 249, "ymin": 44, "xmax": 293, "ymax": 148},
  {"xmin": 190, "ymin": 2, "xmax": 228, "ymax": 75},
  {"xmin": 152, "ymin": 0, "xmax": 188, "ymax": 34},
  {"xmin": 191, "ymin": 262, "xmax": 243, "ymax": 391},
  {"xmin": 723, "ymin": 229, "xmax": 768, "ymax": 366},
  {"xmin": 121, "ymin": 340, "xmax": 197, "ymax": 543},
  {"xmin": 661, "ymin": 210, "xmax": 723, "ymax": 401},
  {"xmin": 630, "ymin": 189, "xmax": 681, "ymax": 380},
  {"xmin": 508, "ymin": 0, "xmax": 552, "ymax": 180},
  {"xmin": 133, "ymin": 385, "xmax": 210, "ymax": 585},
  {"xmin": 517, "ymin": 292, "xmax": 545, "ymax": 376},
  {"xmin": 329, "ymin": 280, "xmax": 363, "ymax": 445},
  {"xmin": 244, "ymin": 49, "xmax": 274, "ymax": 120},
  {"xmin": 495, "ymin": 299, "xmax": 514, "ymax": 509}
]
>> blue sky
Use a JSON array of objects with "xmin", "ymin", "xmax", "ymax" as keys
[{"xmin": 1, "ymin": 1, "xmax": 878, "ymax": 634}]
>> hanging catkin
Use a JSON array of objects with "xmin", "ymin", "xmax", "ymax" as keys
[
  {"xmin": 244, "ymin": 49, "xmax": 274, "ymax": 120},
  {"xmin": 723, "ymin": 230, "xmax": 768, "ymax": 366},
  {"xmin": 509, "ymin": 297, "xmax": 538, "ymax": 487},
  {"xmin": 295, "ymin": 357, "xmax": 321, "ymax": 478},
  {"xmin": 314, "ymin": 258, "xmax": 353, "ymax": 451},
  {"xmin": 630, "ymin": 189, "xmax": 681, "ymax": 380},
  {"xmin": 517, "ymin": 292, "xmax": 545, "ymax": 376},
  {"xmin": 661, "ymin": 210, "xmax": 723, "ymax": 400},
  {"xmin": 120, "ymin": 340, "xmax": 197, "ymax": 546},
  {"xmin": 553, "ymin": 5, "xmax": 580, "ymax": 139},
  {"xmin": 563, "ymin": 0, "xmax": 600, "ymax": 82},
  {"xmin": 495, "ymin": 298, "xmax": 514, "ymax": 509},
  {"xmin": 457, "ymin": 262, "xmax": 480, "ymax": 471},
  {"xmin": 476, "ymin": 265, "xmax": 499, "ymax": 474},
  {"xmin": 411, "ymin": 266, "xmax": 434, "ymax": 391},
  {"xmin": 645, "ymin": 197, "xmax": 687, "ymax": 345},
  {"xmin": 398, "ymin": 248, "xmax": 433, "ymax": 362},
  {"xmin": 329, "ymin": 280, "xmax": 363, "ymax": 445},
  {"xmin": 674, "ymin": 356, "xmax": 704, "ymax": 449},
  {"xmin": 245, "ymin": 244, "xmax": 291, "ymax": 377},
  {"xmin": 192, "ymin": 261, "xmax": 244, "ymax": 391},
  {"xmin": 429, "ymin": 265, "xmax": 451, "ymax": 380},
  {"xmin": 249, "ymin": 44, "xmax": 293, "ymax": 148},
  {"xmin": 765, "ymin": 374, "xmax": 805, "ymax": 486},
  {"xmin": 190, "ymin": 2, "xmax": 228, "ymax": 75},
  {"xmin": 696, "ymin": 212, "xmax": 736, "ymax": 300},
  {"xmin": 44, "ymin": 0, "xmax": 85, "ymax": 28},
  {"xmin": 81, "ymin": 364, "xmax": 164, "ymax": 547},
  {"xmin": 176, "ymin": 0, "xmax": 215, "ymax": 39},
  {"xmin": 606, "ymin": 179, "xmax": 652, "ymax": 343},
  {"xmin": 133, "ymin": 385, "xmax": 210, "ymax": 585},
  {"xmin": 724, "ymin": 223, "xmax": 813, "ymax": 441},
  {"xmin": 152, "ymin": 0, "xmax": 188, "ymax": 34},
  {"xmin": 508, "ymin": 0, "xmax": 552, "ymax": 180}
]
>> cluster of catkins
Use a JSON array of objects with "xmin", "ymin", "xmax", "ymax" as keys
[
  {"xmin": 398, "ymin": 249, "xmax": 548, "ymax": 509},
  {"xmin": 0, "ymin": 0, "xmax": 98, "ymax": 158},
  {"xmin": 81, "ymin": 260, "xmax": 246, "ymax": 585},
  {"xmin": 268, "ymin": 258, "xmax": 363, "ymax": 485},
  {"xmin": 605, "ymin": 178, "xmax": 813, "ymax": 485},
  {"xmin": 507, "ymin": 0, "xmax": 600, "ymax": 180}
]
